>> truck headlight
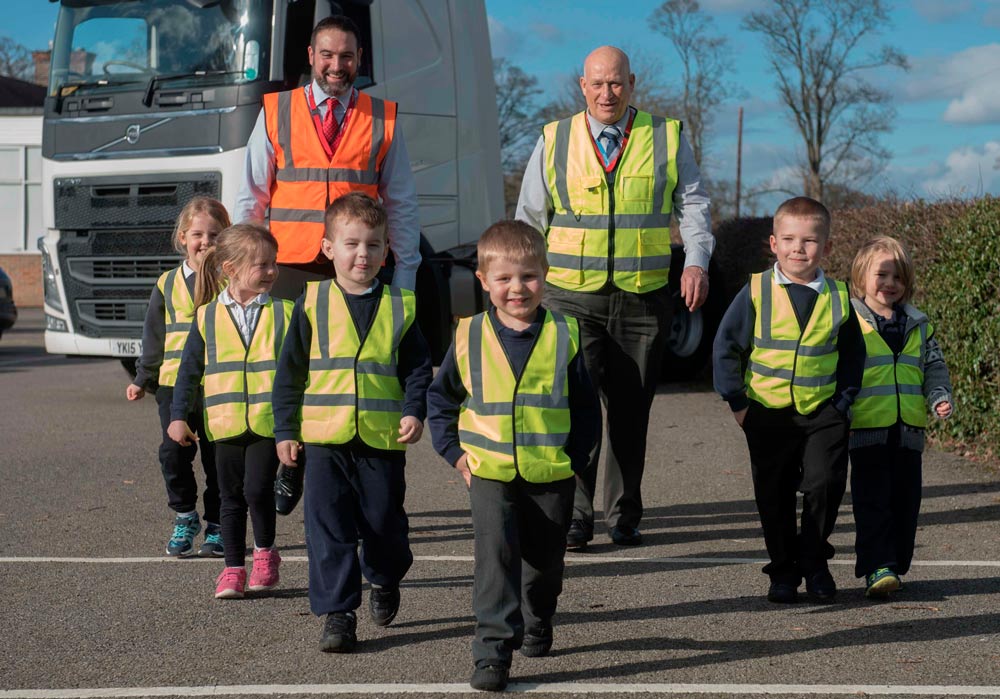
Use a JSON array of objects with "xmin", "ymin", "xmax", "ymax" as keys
[{"xmin": 38, "ymin": 238, "xmax": 63, "ymax": 312}]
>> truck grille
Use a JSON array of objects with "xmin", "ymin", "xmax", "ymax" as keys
[
  {"xmin": 76, "ymin": 299, "xmax": 150, "ymax": 325},
  {"xmin": 68, "ymin": 257, "xmax": 180, "ymax": 284}
]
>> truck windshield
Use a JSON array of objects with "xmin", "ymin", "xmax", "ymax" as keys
[{"xmin": 49, "ymin": 0, "xmax": 273, "ymax": 96}]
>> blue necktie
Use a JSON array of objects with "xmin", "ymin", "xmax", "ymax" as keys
[{"xmin": 599, "ymin": 126, "xmax": 621, "ymax": 165}]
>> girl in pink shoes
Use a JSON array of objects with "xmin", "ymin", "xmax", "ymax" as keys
[{"xmin": 168, "ymin": 223, "xmax": 293, "ymax": 599}]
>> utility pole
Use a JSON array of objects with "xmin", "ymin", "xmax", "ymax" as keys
[{"xmin": 735, "ymin": 106, "xmax": 743, "ymax": 219}]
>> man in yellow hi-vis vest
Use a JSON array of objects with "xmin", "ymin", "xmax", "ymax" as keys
[{"xmin": 516, "ymin": 45, "xmax": 714, "ymax": 549}]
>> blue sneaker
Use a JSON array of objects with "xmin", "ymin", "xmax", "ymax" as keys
[
  {"xmin": 199, "ymin": 522, "xmax": 225, "ymax": 557},
  {"xmin": 166, "ymin": 513, "xmax": 202, "ymax": 557},
  {"xmin": 865, "ymin": 567, "xmax": 900, "ymax": 599}
]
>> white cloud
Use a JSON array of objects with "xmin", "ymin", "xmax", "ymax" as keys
[
  {"xmin": 529, "ymin": 22, "xmax": 565, "ymax": 44},
  {"xmin": 985, "ymin": 5, "xmax": 1000, "ymax": 27},
  {"xmin": 898, "ymin": 44, "xmax": 1000, "ymax": 124},
  {"xmin": 487, "ymin": 16, "xmax": 523, "ymax": 57},
  {"xmin": 697, "ymin": 0, "xmax": 768, "ymax": 12},
  {"xmin": 912, "ymin": 0, "xmax": 974, "ymax": 22},
  {"xmin": 920, "ymin": 141, "xmax": 1000, "ymax": 197}
]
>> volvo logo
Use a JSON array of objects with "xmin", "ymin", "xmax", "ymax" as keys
[{"xmin": 125, "ymin": 124, "xmax": 141, "ymax": 144}]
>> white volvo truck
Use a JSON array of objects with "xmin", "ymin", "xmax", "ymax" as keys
[{"xmin": 39, "ymin": 0, "xmax": 503, "ymax": 367}]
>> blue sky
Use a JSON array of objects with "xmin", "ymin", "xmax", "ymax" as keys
[{"xmin": 8, "ymin": 0, "xmax": 1000, "ymax": 211}]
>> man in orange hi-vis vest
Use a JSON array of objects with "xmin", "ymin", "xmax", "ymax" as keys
[{"xmin": 235, "ymin": 15, "xmax": 421, "ymax": 300}]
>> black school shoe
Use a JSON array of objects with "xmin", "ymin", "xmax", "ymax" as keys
[
  {"xmin": 520, "ymin": 624, "xmax": 553, "ymax": 657},
  {"xmin": 610, "ymin": 524, "xmax": 642, "ymax": 546},
  {"xmin": 274, "ymin": 464, "xmax": 304, "ymax": 516},
  {"xmin": 805, "ymin": 569, "xmax": 837, "ymax": 603},
  {"xmin": 766, "ymin": 581, "xmax": 799, "ymax": 603},
  {"xmin": 319, "ymin": 611, "xmax": 357, "ymax": 653},
  {"xmin": 566, "ymin": 519, "xmax": 593, "ymax": 550},
  {"xmin": 369, "ymin": 584, "xmax": 401, "ymax": 627},
  {"xmin": 470, "ymin": 664, "xmax": 510, "ymax": 692}
]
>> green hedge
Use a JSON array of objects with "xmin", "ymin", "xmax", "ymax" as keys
[{"xmin": 712, "ymin": 197, "xmax": 999, "ymax": 461}]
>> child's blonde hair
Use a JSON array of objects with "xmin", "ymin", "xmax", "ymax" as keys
[
  {"xmin": 323, "ymin": 192, "xmax": 388, "ymax": 241},
  {"xmin": 773, "ymin": 196, "xmax": 831, "ymax": 239},
  {"xmin": 195, "ymin": 223, "xmax": 279, "ymax": 307},
  {"xmin": 172, "ymin": 196, "xmax": 231, "ymax": 255},
  {"xmin": 477, "ymin": 220, "xmax": 548, "ymax": 274},
  {"xmin": 850, "ymin": 236, "xmax": 915, "ymax": 304}
]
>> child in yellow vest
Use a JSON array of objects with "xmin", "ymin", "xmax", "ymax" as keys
[
  {"xmin": 848, "ymin": 236, "xmax": 952, "ymax": 598},
  {"xmin": 427, "ymin": 220, "xmax": 600, "ymax": 692},
  {"xmin": 272, "ymin": 192, "xmax": 432, "ymax": 652},
  {"xmin": 168, "ymin": 224, "xmax": 293, "ymax": 599},
  {"xmin": 713, "ymin": 197, "xmax": 865, "ymax": 604},
  {"xmin": 126, "ymin": 196, "xmax": 229, "ymax": 557}
]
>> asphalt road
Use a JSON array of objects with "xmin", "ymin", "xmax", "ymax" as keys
[{"xmin": 2, "ymin": 308, "xmax": 999, "ymax": 698}]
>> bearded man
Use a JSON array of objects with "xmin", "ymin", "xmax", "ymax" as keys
[{"xmin": 235, "ymin": 14, "xmax": 421, "ymax": 298}]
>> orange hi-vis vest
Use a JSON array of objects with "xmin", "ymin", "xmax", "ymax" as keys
[{"xmin": 263, "ymin": 88, "xmax": 397, "ymax": 264}]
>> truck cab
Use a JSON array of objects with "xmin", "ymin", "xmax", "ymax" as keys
[{"xmin": 39, "ymin": 0, "xmax": 503, "ymax": 366}]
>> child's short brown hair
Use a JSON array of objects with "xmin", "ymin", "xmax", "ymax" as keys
[
  {"xmin": 773, "ymin": 196, "xmax": 831, "ymax": 239},
  {"xmin": 323, "ymin": 192, "xmax": 388, "ymax": 241},
  {"xmin": 477, "ymin": 220, "xmax": 548, "ymax": 273},
  {"xmin": 850, "ymin": 236, "xmax": 915, "ymax": 304}
]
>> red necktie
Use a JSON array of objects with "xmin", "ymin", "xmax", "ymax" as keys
[{"xmin": 322, "ymin": 101, "xmax": 339, "ymax": 148}]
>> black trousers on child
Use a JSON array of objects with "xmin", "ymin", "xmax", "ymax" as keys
[
  {"xmin": 743, "ymin": 401, "xmax": 850, "ymax": 583},
  {"xmin": 850, "ymin": 444, "xmax": 922, "ymax": 578},
  {"xmin": 303, "ymin": 442, "xmax": 412, "ymax": 616},
  {"xmin": 468, "ymin": 474, "xmax": 575, "ymax": 669},
  {"xmin": 154, "ymin": 385, "xmax": 219, "ymax": 523},
  {"xmin": 215, "ymin": 433, "xmax": 279, "ymax": 568}
]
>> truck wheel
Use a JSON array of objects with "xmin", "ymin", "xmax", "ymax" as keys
[
  {"xmin": 121, "ymin": 357, "xmax": 137, "ymax": 379},
  {"xmin": 660, "ymin": 246, "xmax": 720, "ymax": 382}
]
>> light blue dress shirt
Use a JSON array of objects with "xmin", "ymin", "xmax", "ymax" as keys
[{"xmin": 217, "ymin": 288, "xmax": 269, "ymax": 345}]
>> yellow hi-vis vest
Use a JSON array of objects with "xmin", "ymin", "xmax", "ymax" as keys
[
  {"xmin": 543, "ymin": 109, "xmax": 680, "ymax": 293},
  {"xmin": 156, "ymin": 266, "xmax": 197, "ymax": 387},
  {"xmin": 300, "ymin": 281, "xmax": 415, "ymax": 450},
  {"xmin": 454, "ymin": 310, "xmax": 579, "ymax": 483},
  {"xmin": 851, "ymin": 309, "xmax": 928, "ymax": 429},
  {"xmin": 198, "ymin": 296, "xmax": 294, "ymax": 441},
  {"xmin": 746, "ymin": 270, "xmax": 850, "ymax": 415}
]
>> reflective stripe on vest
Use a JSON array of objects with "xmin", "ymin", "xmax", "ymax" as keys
[
  {"xmin": 157, "ymin": 266, "xmax": 196, "ymax": 387},
  {"xmin": 543, "ymin": 110, "xmax": 679, "ymax": 293},
  {"xmin": 851, "ymin": 312, "xmax": 928, "ymax": 429},
  {"xmin": 746, "ymin": 270, "xmax": 849, "ymax": 414},
  {"xmin": 263, "ymin": 89, "xmax": 396, "ymax": 264},
  {"xmin": 301, "ymin": 281, "xmax": 415, "ymax": 450},
  {"xmin": 454, "ymin": 310, "xmax": 579, "ymax": 483},
  {"xmin": 199, "ymin": 297, "xmax": 293, "ymax": 441}
]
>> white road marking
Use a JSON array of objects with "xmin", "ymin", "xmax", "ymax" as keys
[
  {"xmin": 4, "ymin": 683, "xmax": 1000, "ymax": 697},
  {"xmin": 1, "ymin": 554, "xmax": 999, "ymax": 567}
]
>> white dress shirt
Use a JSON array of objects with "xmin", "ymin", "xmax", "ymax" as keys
[{"xmin": 217, "ymin": 288, "xmax": 269, "ymax": 345}]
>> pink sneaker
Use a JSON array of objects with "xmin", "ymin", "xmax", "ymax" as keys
[
  {"xmin": 249, "ymin": 548, "xmax": 281, "ymax": 591},
  {"xmin": 214, "ymin": 567, "xmax": 246, "ymax": 599}
]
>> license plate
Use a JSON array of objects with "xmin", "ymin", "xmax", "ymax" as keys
[{"xmin": 111, "ymin": 339, "xmax": 142, "ymax": 357}]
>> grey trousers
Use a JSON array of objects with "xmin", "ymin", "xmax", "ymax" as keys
[
  {"xmin": 544, "ymin": 282, "xmax": 671, "ymax": 531},
  {"xmin": 468, "ymin": 475, "xmax": 575, "ymax": 668}
]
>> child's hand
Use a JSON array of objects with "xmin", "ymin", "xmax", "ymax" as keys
[
  {"xmin": 277, "ymin": 440, "xmax": 302, "ymax": 467},
  {"xmin": 397, "ymin": 416, "xmax": 423, "ymax": 444},
  {"xmin": 126, "ymin": 384, "xmax": 145, "ymax": 401},
  {"xmin": 455, "ymin": 453, "xmax": 472, "ymax": 489},
  {"xmin": 935, "ymin": 401, "xmax": 953, "ymax": 418},
  {"xmin": 168, "ymin": 420, "xmax": 197, "ymax": 446},
  {"xmin": 734, "ymin": 407, "xmax": 748, "ymax": 427}
]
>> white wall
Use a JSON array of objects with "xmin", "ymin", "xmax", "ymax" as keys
[{"xmin": 0, "ymin": 116, "xmax": 43, "ymax": 253}]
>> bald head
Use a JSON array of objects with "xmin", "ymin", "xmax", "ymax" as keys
[{"xmin": 580, "ymin": 46, "xmax": 634, "ymax": 125}]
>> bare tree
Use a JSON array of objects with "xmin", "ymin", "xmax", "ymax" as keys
[
  {"xmin": 493, "ymin": 58, "xmax": 543, "ymax": 175},
  {"xmin": 648, "ymin": 0, "xmax": 734, "ymax": 168},
  {"xmin": 0, "ymin": 36, "xmax": 34, "ymax": 81},
  {"xmin": 743, "ymin": 0, "xmax": 908, "ymax": 202}
]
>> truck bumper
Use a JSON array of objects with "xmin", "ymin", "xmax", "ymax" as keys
[{"xmin": 44, "ymin": 330, "xmax": 141, "ymax": 358}]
